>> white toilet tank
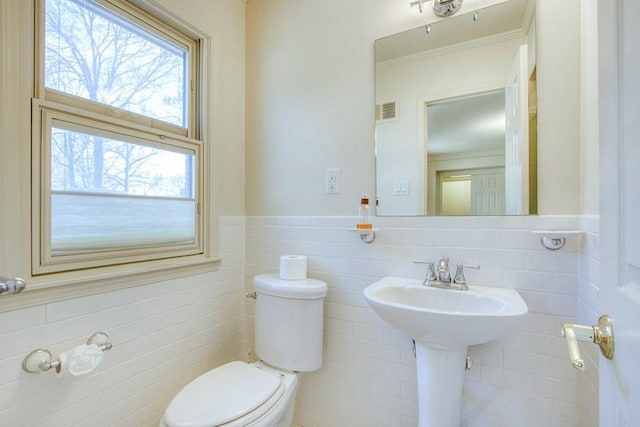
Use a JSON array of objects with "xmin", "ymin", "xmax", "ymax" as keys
[{"xmin": 253, "ymin": 274, "xmax": 327, "ymax": 372}]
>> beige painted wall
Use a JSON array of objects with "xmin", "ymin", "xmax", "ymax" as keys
[
  {"xmin": 535, "ymin": 0, "xmax": 582, "ymax": 214},
  {"xmin": 580, "ymin": 0, "xmax": 600, "ymax": 215},
  {"xmin": 246, "ymin": 0, "xmax": 375, "ymax": 216},
  {"xmin": 246, "ymin": 0, "xmax": 583, "ymax": 216},
  {"xmin": 153, "ymin": 0, "xmax": 247, "ymax": 217}
]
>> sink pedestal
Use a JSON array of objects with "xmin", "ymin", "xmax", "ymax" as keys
[{"xmin": 415, "ymin": 343, "xmax": 467, "ymax": 427}]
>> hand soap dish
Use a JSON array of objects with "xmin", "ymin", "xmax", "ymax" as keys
[{"xmin": 531, "ymin": 230, "xmax": 584, "ymax": 251}]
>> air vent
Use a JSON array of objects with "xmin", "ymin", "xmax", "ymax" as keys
[{"xmin": 376, "ymin": 101, "xmax": 397, "ymax": 121}]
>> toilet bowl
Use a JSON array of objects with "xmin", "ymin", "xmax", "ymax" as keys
[
  {"xmin": 160, "ymin": 361, "xmax": 298, "ymax": 427},
  {"xmin": 160, "ymin": 274, "xmax": 327, "ymax": 427}
]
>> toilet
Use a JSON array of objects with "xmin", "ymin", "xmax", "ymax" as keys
[{"xmin": 160, "ymin": 273, "xmax": 328, "ymax": 427}]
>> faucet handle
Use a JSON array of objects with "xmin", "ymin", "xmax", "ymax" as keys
[
  {"xmin": 453, "ymin": 262, "xmax": 480, "ymax": 285},
  {"xmin": 414, "ymin": 260, "xmax": 438, "ymax": 284},
  {"xmin": 414, "ymin": 260, "xmax": 434, "ymax": 267}
]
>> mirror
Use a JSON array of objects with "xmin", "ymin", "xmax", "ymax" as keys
[{"xmin": 375, "ymin": 0, "xmax": 537, "ymax": 216}]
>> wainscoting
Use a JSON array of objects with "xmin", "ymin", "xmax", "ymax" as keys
[{"xmin": 246, "ymin": 215, "xmax": 590, "ymax": 427}]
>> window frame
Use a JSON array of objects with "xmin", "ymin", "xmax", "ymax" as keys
[
  {"xmin": 37, "ymin": 0, "xmax": 199, "ymax": 137},
  {"xmin": 31, "ymin": 0, "xmax": 217, "ymax": 279}
]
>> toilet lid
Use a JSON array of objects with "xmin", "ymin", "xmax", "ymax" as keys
[{"xmin": 164, "ymin": 361, "xmax": 284, "ymax": 427}]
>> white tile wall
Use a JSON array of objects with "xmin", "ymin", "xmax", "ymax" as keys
[
  {"xmin": 576, "ymin": 216, "xmax": 600, "ymax": 427},
  {"xmin": 245, "ymin": 215, "xmax": 582, "ymax": 427},
  {"xmin": 0, "ymin": 217, "xmax": 247, "ymax": 427},
  {"xmin": 0, "ymin": 215, "xmax": 595, "ymax": 426}
]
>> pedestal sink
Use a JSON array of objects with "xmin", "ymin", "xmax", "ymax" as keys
[{"xmin": 364, "ymin": 276, "xmax": 528, "ymax": 427}]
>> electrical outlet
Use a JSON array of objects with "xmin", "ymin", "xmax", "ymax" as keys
[{"xmin": 325, "ymin": 168, "xmax": 340, "ymax": 194}]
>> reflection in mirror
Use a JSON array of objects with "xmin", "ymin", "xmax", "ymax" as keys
[
  {"xmin": 375, "ymin": 0, "xmax": 537, "ymax": 216},
  {"xmin": 428, "ymin": 90, "xmax": 505, "ymax": 216}
]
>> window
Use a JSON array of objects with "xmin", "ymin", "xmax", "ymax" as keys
[{"xmin": 33, "ymin": 0, "xmax": 208, "ymax": 275}]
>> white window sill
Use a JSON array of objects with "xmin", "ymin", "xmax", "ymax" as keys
[{"xmin": 0, "ymin": 255, "xmax": 221, "ymax": 313}]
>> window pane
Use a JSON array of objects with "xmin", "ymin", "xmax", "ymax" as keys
[
  {"xmin": 50, "ymin": 125, "xmax": 196, "ymax": 252},
  {"xmin": 51, "ymin": 126, "xmax": 195, "ymax": 196},
  {"xmin": 45, "ymin": 0, "xmax": 187, "ymax": 127}
]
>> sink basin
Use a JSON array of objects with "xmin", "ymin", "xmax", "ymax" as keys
[
  {"xmin": 364, "ymin": 276, "xmax": 528, "ymax": 349},
  {"xmin": 364, "ymin": 276, "xmax": 528, "ymax": 427}
]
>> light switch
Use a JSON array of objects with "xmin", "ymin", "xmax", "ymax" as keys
[{"xmin": 393, "ymin": 180, "xmax": 409, "ymax": 196}]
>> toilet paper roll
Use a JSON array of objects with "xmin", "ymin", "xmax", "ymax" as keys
[
  {"xmin": 279, "ymin": 255, "xmax": 307, "ymax": 280},
  {"xmin": 56, "ymin": 344, "xmax": 105, "ymax": 377}
]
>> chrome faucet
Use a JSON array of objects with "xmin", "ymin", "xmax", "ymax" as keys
[
  {"xmin": 437, "ymin": 256, "xmax": 451, "ymax": 283},
  {"xmin": 414, "ymin": 257, "xmax": 480, "ymax": 291},
  {"xmin": 416, "ymin": 261, "xmax": 438, "ymax": 286},
  {"xmin": 453, "ymin": 262, "xmax": 480, "ymax": 286}
]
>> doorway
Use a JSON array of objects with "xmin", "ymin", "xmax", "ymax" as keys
[{"xmin": 436, "ymin": 167, "xmax": 504, "ymax": 215}]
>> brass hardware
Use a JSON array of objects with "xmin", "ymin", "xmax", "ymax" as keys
[
  {"xmin": 594, "ymin": 314, "xmax": 614, "ymax": 360},
  {"xmin": 561, "ymin": 314, "xmax": 614, "ymax": 371}
]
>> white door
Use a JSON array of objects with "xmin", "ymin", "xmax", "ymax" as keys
[
  {"xmin": 599, "ymin": 1, "xmax": 640, "ymax": 425},
  {"xmin": 504, "ymin": 44, "xmax": 529, "ymax": 215},
  {"xmin": 470, "ymin": 170, "xmax": 504, "ymax": 215}
]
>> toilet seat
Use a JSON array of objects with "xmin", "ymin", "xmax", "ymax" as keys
[{"xmin": 163, "ymin": 361, "xmax": 285, "ymax": 427}]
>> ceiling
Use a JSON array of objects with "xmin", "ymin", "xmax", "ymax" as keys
[{"xmin": 426, "ymin": 90, "xmax": 505, "ymax": 156}]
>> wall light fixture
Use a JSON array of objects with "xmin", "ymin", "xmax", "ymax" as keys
[{"xmin": 410, "ymin": 0, "xmax": 463, "ymax": 17}]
